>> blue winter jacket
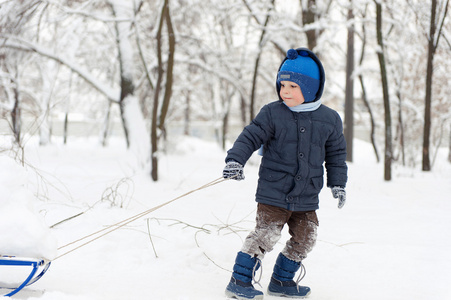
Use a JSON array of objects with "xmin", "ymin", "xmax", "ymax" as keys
[{"xmin": 225, "ymin": 101, "xmax": 347, "ymax": 211}]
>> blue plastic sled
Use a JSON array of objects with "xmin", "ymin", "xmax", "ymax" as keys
[{"xmin": 0, "ymin": 255, "xmax": 51, "ymax": 297}]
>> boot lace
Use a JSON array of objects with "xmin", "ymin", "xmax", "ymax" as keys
[
  {"xmin": 295, "ymin": 262, "xmax": 306, "ymax": 292},
  {"xmin": 252, "ymin": 257, "xmax": 263, "ymax": 288}
]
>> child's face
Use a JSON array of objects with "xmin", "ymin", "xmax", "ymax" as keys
[{"xmin": 279, "ymin": 81, "xmax": 305, "ymax": 107}]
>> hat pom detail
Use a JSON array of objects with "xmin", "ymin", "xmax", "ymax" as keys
[{"xmin": 286, "ymin": 49, "xmax": 298, "ymax": 60}]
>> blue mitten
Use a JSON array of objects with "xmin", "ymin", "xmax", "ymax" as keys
[
  {"xmin": 223, "ymin": 160, "xmax": 245, "ymax": 181},
  {"xmin": 331, "ymin": 186, "xmax": 346, "ymax": 209}
]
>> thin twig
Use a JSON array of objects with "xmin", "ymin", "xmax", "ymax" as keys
[
  {"xmin": 146, "ymin": 218, "xmax": 158, "ymax": 258},
  {"xmin": 50, "ymin": 212, "xmax": 85, "ymax": 228},
  {"xmin": 151, "ymin": 217, "xmax": 211, "ymax": 234}
]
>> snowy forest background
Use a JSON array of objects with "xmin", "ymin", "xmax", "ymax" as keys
[
  {"xmin": 1, "ymin": 1, "xmax": 451, "ymax": 299},
  {"xmin": 1, "ymin": 0, "xmax": 450, "ymax": 181}
]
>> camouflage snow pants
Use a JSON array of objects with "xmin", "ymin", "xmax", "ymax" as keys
[{"xmin": 241, "ymin": 203, "xmax": 319, "ymax": 262}]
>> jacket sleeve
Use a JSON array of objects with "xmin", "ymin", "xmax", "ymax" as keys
[
  {"xmin": 324, "ymin": 113, "xmax": 348, "ymax": 187},
  {"xmin": 225, "ymin": 104, "xmax": 274, "ymax": 165}
]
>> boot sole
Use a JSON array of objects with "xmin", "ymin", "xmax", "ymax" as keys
[
  {"xmin": 267, "ymin": 289, "xmax": 311, "ymax": 298},
  {"xmin": 225, "ymin": 289, "xmax": 264, "ymax": 300}
]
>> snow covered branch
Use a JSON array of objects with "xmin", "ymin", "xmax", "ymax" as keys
[{"xmin": 1, "ymin": 36, "xmax": 119, "ymax": 102}]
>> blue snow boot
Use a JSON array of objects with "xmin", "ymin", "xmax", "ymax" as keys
[
  {"xmin": 225, "ymin": 251, "xmax": 264, "ymax": 300},
  {"xmin": 267, "ymin": 253, "xmax": 311, "ymax": 298}
]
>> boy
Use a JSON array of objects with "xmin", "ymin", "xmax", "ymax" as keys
[{"xmin": 223, "ymin": 48, "xmax": 347, "ymax": 299}]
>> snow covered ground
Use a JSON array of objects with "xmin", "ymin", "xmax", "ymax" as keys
[{"xmin": 1, "ymin": 135, "xmax": 451, "ymax": 300}]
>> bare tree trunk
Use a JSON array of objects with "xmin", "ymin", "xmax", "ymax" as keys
[
  {"xmin": 423, "ymin": 0, "xmax": 448, "ymax": 170},
  {"xmin": 359, "ymin": 75, "xmax": 379, "ymax": 162},
  {"xmin": 11, "ymin": 81, "xmax": 21, "ymax": 144},
  {"xmin": 422, "ymin": 0, "xmax": 437, "ymax": 171},
  {"xmin": 1, "ymin": 62, "xmax": 22, "ymax": 144},
  {"xmin": 302, "ymin": 0, "xmax": 318, "ymax": 51},
  {"xmin": 249, "ymin": 52, "xmax": 261, "ymax": 121},
  {"xmin": 8, "ymin": 67, "xmax": 21, "ymax": 144},
  {"xmin": 240, "ymin": 96, "xmax": 247, "ymax": 127},
  {"xmin": 101, "ymin": 101, "xmax": 112, "ymax": 147},
  {"xmin": 222, "ymin": 110, "xmax": 229, "ymax": 150},
  {"xmin": 344, "ymin": 0, "xmax": 354, "ymax": 162},
  {"xmin": 64, "ymin": 71, "xmax": 72, "ymax": 145},
  {"xmin": 63, "ymin": 111, "xmax": 69, "ymax": 144},
  {"xmin": 117, "ymin": 70, "xmax": 134, "ymax": 149},
  {"xmin": 396, "ymin": 89, "xmax": 405, "ymax": 166},
  {"xmin": 375, "ymin": 0, "xmax": 392, "ymax": 181},
  {"xmin": 151, "ymin": 1, "xmax": 166, "ymax": 181},
  {"xmin": 158, "ymin": 1, "xmax": 175, "ymax": 137},
  {"xmin": 357, "ymin": 5, "xmax": 379, "ymax": 162},
  {"xmin": 249, "ymin": 0, "xmax": 274, "ymax": 121},
  {"xmin": 151, "ymin": 0, "xmax": 175, "ymax": 181},
  {"xmin": 184, "ymin": 91, "xmax": 190, "ymax": 136}
]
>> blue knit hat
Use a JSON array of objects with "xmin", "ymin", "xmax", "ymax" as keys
[{"xmin": 277, "ymin": 49, "xmax": 323, "ymax": 103}]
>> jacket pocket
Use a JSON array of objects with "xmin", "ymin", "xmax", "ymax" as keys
[
  {"xmin": 310, "ymin": 176, "xmax": 324, "ymax": 192},
  {"xmin": 260, "ymin": 169, "xmax": 287, "ymax": 182},
  {"xmin": 258, "ymin": 167, "xmax": 292, "ymax": 197}
]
